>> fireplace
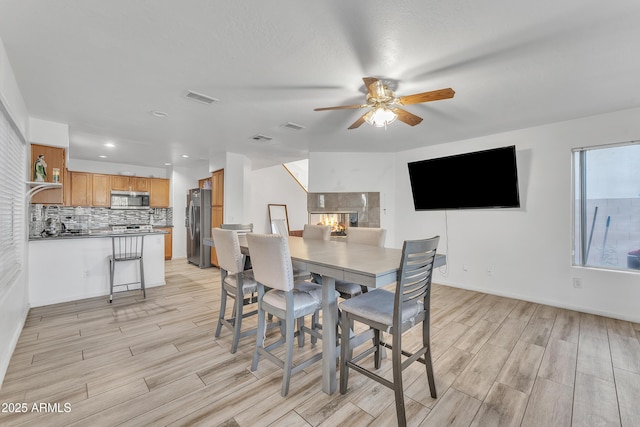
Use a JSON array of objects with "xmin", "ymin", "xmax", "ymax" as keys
[{"xmin": 308, "ymin": 212, "xmax": 358, "ymax": 236}]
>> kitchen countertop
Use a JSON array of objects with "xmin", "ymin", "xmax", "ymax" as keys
[{"xmin": 30, "ymin": 229, "xmax": 169, "ymax": 241}]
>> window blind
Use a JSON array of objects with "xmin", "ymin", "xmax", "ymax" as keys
[{"xmin": 0, "ymin": 99, "xmax": 26, "ymax": 296}]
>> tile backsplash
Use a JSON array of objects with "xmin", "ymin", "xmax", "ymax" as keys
[{"xmin": 29, "ymin": 205, "xmax": 173, "ymax": 236}]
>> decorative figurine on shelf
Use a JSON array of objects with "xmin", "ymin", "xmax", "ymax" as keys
[{"xmin": 33, "ymin": 154, "xmax": 47, "ymax": 182}]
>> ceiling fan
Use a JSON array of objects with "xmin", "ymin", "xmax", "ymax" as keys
[{"xmin": 314, "ymin": 77, "xmax": 455, "ymax": 129}]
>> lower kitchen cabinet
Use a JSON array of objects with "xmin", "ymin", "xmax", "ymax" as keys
[{"xmin": 157, "ymin": 227, "xmax": 172, "ymax": 260}]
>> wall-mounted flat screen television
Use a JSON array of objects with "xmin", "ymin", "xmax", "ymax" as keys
[{"xmin": 408, "ymin": 145, "xmax": 520, "ymax": 210}]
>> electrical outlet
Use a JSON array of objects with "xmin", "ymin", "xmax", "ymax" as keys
[
  {"xmin": 486, "ymin": 267, "xmax": 493, "ymax": 276},
  {"xmin": 463, "ymin": 264, "xmax": 468, "ymax": 271},
  {"xmin": 573, "ymin": 278, "xmax": 582, "ymax": 288}
]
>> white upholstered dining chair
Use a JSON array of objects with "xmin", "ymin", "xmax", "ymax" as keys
[
  {"xmin": 246, "ymin": 232, "xmax": 326, "ymax": 397},
  {"xmin": 212, "ymin": 227, "xmax": 259, "ymax": 353}
]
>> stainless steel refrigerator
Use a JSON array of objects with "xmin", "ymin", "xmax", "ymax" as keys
[{"xmin": 186, "ymin": 188, "xmax": 212, "ymax": 268}]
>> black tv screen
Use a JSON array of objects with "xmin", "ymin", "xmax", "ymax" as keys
[{"xmin": 408, "ymin": 145, "xmax": 520, "ymax": 210}]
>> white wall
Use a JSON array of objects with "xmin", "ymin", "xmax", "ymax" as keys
[
  {"xmin": 249, "ymin": 164, "xmax": 308, "ymax": 234},
  {"xmin": 393, "ymin": 108, "xmax": 640, "ymax": 323},
  {"xmin": 303, "ymin": 110, "xmax": 640, "ymax": 322},
  {"xmin": 308, "ymin": 152, "xmax": 397, "ymax": 244},
  {"xmin": 28, "ymin": 118, "xmax": 69, "ymax": 149},
  {"xmin": 0, "ymin": 36, "xmax": 30, "ymax": 388},
  {"xmin": 70, "ymin": 159, "xmax": 168, "ymax": 179}
]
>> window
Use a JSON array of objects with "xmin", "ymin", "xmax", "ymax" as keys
[
  {"xmin": 573, "ymin": 142, "xmax": 640, "ymax": 271},
  {"xmin": 0, "ymin": 99, "xmax": 26, "ymax": 297}
]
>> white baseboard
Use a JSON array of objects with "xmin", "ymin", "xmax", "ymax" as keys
[
  {"xmin": 0, "ymin": 303, "xmax": 29, "ymax": 391},
  {"xmin": 434, "ymin": 280, "xmax": 640, "ymax": 324}
]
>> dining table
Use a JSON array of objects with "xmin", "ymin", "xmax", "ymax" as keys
[{"xmin": 205, "ymin": 234, "xmax": 446, "ymax": 394}]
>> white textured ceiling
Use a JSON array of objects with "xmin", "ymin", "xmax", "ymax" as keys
[{"xmin": 1, "ymin": 0, "xmax": 640, "ymax": 170}]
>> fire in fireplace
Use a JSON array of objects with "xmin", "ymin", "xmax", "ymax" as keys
[{"xmin": 308, "ymin": 212, "xmax": 358, "ymax": 236}]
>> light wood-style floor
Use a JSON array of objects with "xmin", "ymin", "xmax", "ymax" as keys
[{"xmin": 1, "ymin": 259, "xmax": 639, "ymax": 426}]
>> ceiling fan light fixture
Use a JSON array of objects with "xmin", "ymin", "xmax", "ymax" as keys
[{"xmin": 364, "ymin": 107, "xmax": 397, "ymax": 128}]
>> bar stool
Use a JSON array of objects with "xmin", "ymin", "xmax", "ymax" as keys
[{"xmin": 109, "ymin": 235, "xmax": 146, "ymax": 303}]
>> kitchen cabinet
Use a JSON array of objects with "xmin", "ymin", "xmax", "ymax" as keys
[
  {"xmin": 92, "ymin": 174, "xmax": 110, "ymax": 207},
  {"xmin": 110, "ymin": 176, "xmax": 130, "ymax": 191},
  {"xmin": 131, "ymin": 177, "xmax": 149, "ymax": 192},
  {"xmin": 211, "ymin": 169, "xmax": 224, "ymax": 206},
  {"xmin": 30, "ymin": 144, "xmax": 65, "ymax": 205},
  {"xmin": 69, "ymin": 172, "xmax": 92, "ymax": 206},
  {"xmin": 150, "ymin": 178, "xmax": 170, "ymax": 207},
  {"xmin": 111, "ymin": 176, "xmax": 149, "ymax": 192},
  {"xmin": 198, "ymin": 177, "xmax": 211, "ymax": 189},
  {"xmin": 157, "ymin": 227, "xmax": 173, "ymax": 260},
  {"xmin": 210, "ymin": 169, "xmax": 224, "ymax": 266}
]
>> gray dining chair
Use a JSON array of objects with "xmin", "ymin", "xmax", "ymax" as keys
[
  {"xmin": 339, "ymin": 236, "xmax": 439, "ymax": 427},
  {"xmin": 334, "ymin": 227, "xmax": 387, "ymax": 299},
  {"xmin": 109, "ymin": 235, "xmax": 145, "ymax": 303},
  {"xmin": 212, "ymin": 227, "xmax": 260, "ymax": 353},
  {"xmin": 246, "ymin": 232, "xmax": 325, "ymax": 397}
]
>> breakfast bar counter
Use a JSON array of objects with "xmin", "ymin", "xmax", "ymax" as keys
[{"xmin": 28, "ymin": 230, "xmax": 167, "ymax": 307}]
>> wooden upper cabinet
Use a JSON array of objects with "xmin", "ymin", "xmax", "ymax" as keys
[
  {"xmin": 211, "ymin": 169, "xmax": 224, "ymax": 206},
  {"xmin": 30, "ymin": 144, "xmax": 65, "ymax": 205},
  {"xmin": 198, "ymin": 177, "xmax": 211, "ymax": 189},
  {"xmin": 131, "ymin": 177, "xmax": 149, "ymax": 192},
  {"xmin": 150, "ymin": 178, "xmax": 170, "ymax": 207},
  {"xmin": 92, "ymin": 174, "xmax": 110, "ymax": 207},
  {"xmin": 70, "ymin": 172, "xmax": 92, "ymax": 206},
  {"xmin": 110, "ymin": 176, "xmax": 130, "ymax": 191}
]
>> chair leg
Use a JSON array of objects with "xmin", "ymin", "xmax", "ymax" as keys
[
  {"xmin": 339, "ymin": 314, "xmax": 353, "ymax": 394},
  {"xmin": 231, "ymin": 292, "xmax": 244, "ymax": 353},
  {"xmin": 392, "ymin": 332, "xmax": 407, "ymax": 427},
  {"xmin": 297, "ymin": 316, "xmax": 305, "ymax": 348},
  {"xmin": 109, "ymin": 258, "xmax": 115, "ymax": 303},
  {"xmin": 423, "ymin": 321, "xmax": 437, "ymax": 399},
  {"xmin": 251, "ymin": 304, "xmax": 266, "ymax": 372},
  {"xmin": 215, "ymin": 288, "xmax": 228, "ymax": 337},
  {"xmin": 374, "ymin": 329, "xmax": 382, "ymax": 369},
  {"xmin": 310, "ymin": 311, "xmax": 318, "ymax": 345},
  {"xmin": 282, "ymin": 311, "xmax": 295, "ymax": 397},
  {"xmin": 139, "ymin": 258, "xmax": 146, "ymax": 298}
]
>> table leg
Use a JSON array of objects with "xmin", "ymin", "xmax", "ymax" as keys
[{"xmin": 321, "ymin": 275, "xmax": 337, "ymax": 394}]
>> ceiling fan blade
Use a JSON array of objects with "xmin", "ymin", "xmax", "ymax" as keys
[
  {"xmin": 314, "ymin": 104, "xmax": 365, "ymax": 111},
  {"xmin": 397, "ymin": 88, "xmax": 455, "ymax": 105},
  {"xmin": 392, "ymin": 108, "xmax": 423, "ymax": 126},
  {"xmin": 362, "ymin": 77, "xmax": 380, "ymax": 97},
  {"xmin": 348, "ymin": 113, "xmax": 367, "ymax": 129}
]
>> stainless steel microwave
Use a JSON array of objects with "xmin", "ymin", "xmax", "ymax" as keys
[{"xmin": 110, "ymin": 190, "xmax": 150, "ymax": 209}]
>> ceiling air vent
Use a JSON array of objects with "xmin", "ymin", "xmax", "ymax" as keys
[
  {"xmin": 251, "ymin": 134, "xmax": 273, "ymax": 142},
  {"xmin": 282, "ymin": 122, "xmax": 305, "ymax": 131},
  {"xmin": 185, "ymin": 90, "xmax": 219, "ymax": 105}
]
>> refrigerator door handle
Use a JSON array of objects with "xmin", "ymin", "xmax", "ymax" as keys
[{"xmin": 188, "ymin": 200, "xmax": 195, "ymax": 240}]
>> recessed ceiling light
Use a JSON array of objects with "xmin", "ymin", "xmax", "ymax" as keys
[
  {"xmin": 151, "ymin": 110, "xmax": 168, "ymax": 118},
  {"xmin": 104, "ymin": 142, "xmax": 115, "ymax": 148},
  {"xmin": 164, "ymin": 162, "xmax": 172, "ymax": 166},
  {"xmin": 181, "ymin": 154, "xmax": 189, "ymax": 158},
  {"xmin": 99, "ymin": 155, "xmax": 107, "ymax": 158}
]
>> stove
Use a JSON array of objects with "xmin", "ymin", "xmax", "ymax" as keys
[{"xmin": 112, "ymin": 225, "xmax": 154, "ymax": 233}]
